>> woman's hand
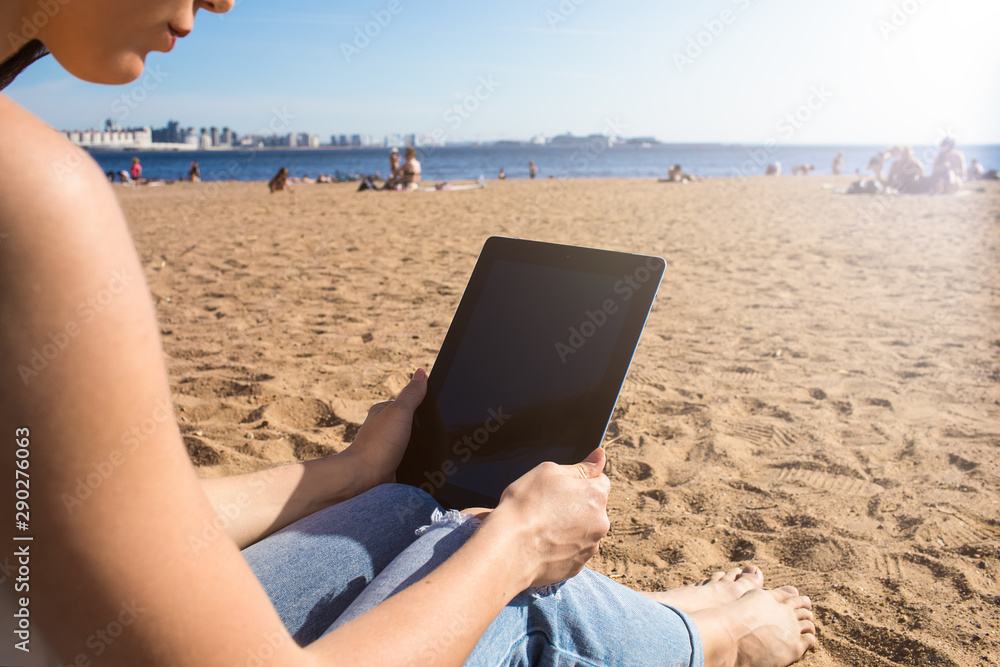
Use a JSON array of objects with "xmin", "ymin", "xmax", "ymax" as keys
[
  {"xmin": 341, "ymin": 369, "xmax": 428, "ymax": 492},
  {"xmin": 484, "ymin": 448, "xmax": 611, "ymax": 588}
]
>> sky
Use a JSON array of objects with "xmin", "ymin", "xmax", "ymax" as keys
[{"xmin": 6, "ymin": 0, "xmax": 1000, "ymax": 145}]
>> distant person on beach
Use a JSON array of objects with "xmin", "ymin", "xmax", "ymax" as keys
[
  {"xmin": 188, "ymin": 161, "xmax": 200, "ymax": 183},
  {"xmin": 498, "ymin": 168, "xmax": 506, "ymax": 180},
  {"xmin": 885, "ymin": 146, "xmax": 926, "ymax": 193},
  {"xmin": 665, "ymin": 164, "xmax": 694, "ymax": 183},
  {"xmin": 967, "ymin": 159, "xmax": 985, "ymax": 180},
  {"xmin": 400, "ymin": 146, "xmax": 421, "ymax": 188},
  {"xmin": 832, "ymin": 151, "xmax": 844, "ymax": 175},
  {"xmin": 765, "ymin": 162, "xmax": 781, "ymax": 176},
  {"xmin": 268, "ymin": 166, "xmax": 290, "ymax": 193},
  {"xmin": 389, "ymin": 147, "xmax": 400, "ymax": 178},
  {"xmin": 529, "ymin": 160, "xmax": 538, "ymax": 179},
  {"xmin": 930, "ymin": 138, "xmax": 966, "ymax": 194},
  {"xmin": 129, "ymin": 156, "xmax": 142, "ymax": 184},
  {"xmin": 868, "ymin": 146, "xmax": 900, "ymax": 182},
  {"xmin": 966, "ymin": 158, "xmax": 998, "ymax": 180},
  {"xmin": 0, "ymin": 3, "xmax": 817, "ymax": 667}
]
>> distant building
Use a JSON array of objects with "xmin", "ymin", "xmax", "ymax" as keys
[
  {"xmin": 548, "ymin": 133, "xmax": 614, "ymax": 148},
  {"xmin": 210, "ymin": 126, "xmax": 220, "ymax": 147},
  {"xmin": 64, "ymin": 126, "xmax": 154, "ymax": 149},
  {"xmin": 350, "ymin": 134, "xmax": 361, "ymax": 147},
  {"xmin": 151, "ymin": 120, "xmax": 181, "ymax": 144},
  {"xmin": 221, "ymin": 127, "xmax": 233, "ymax": 147},
  {"xmin": 199, "ymin": 129, "xmax": 212, "ymax": 150}
]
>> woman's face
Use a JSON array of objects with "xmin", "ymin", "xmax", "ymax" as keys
[{"xmin": 37, "ymin": 0, "xmax": 234, "ymax": 85}]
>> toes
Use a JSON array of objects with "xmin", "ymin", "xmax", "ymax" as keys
[
  {"xmin": 800, "ymin": 620, "xmax": 816, "ymax": 636},
  {"xmin": 735, "ymin": 565, "xmax": 764, "ymax": 588},
  {"xmin": 721, "ymin": 567, "xmax": 742, "ymax": 583},
  {"xmin": 796, "ymin": 607, "xmax": 814, "ymax": 622},
  {"xmin": 772, "ymin": 586, "xmax": 800, "ymax": 601},
  {"xmin": 702, "ymin": 571, "xmax": 726, "ymax": 585},
  {"xmin": 790, "ymin": 595, "xmax": 811, "ymax": 610}
]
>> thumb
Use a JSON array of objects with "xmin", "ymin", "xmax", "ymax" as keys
[
  {"xmin": 571, "ymin": 447, "xmax": 606, "ymax": 479},
  {"xmin": 392, "ymin": 368, "xmax": 428, "ymax": 413}
]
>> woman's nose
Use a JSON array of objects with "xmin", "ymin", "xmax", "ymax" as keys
[{"xmin": 200, "ymin": 0, "xmax": 236, "ymax": 15}]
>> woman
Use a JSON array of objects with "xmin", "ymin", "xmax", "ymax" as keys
[
  {"xmin": 885, "ymin": 146, "xmax": 927, "ymax": 194},
  {"xmin": 130, "ymin": 156, "xmax": 143, "ymax": 183},
  {"xmin": 269, "ymin": 166, "xmax": 290, "ymax": 193},
  {"xmin": 0, "ymin": 3, "xmax": 815, "ymax": 666},
  {"xmin": 401, "ymin": 146, "xmax": 422, "ymax": 188}
]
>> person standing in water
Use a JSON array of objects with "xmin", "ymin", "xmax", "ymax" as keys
[{"xmin": 832, "ymin": 151, "xmax": 844, "ymax": 175}]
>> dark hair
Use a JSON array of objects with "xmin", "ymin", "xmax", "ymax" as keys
[{"xmin": 0, "ymin": 40, "xmax": 49, "ymax": 91}]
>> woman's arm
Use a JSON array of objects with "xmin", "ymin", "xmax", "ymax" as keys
[
  {"xmin": 0, "ymin": 96, "xmax": 609, "ymax": 667},
  {"xmin": 199, "ymin": 374, "xmax": 428, "ymax": 549}
]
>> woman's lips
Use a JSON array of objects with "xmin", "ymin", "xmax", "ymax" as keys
[{"xmin": 167, "ymin": 24, "xmax": 191, "ymax": 51}]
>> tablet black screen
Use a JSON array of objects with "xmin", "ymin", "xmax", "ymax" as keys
[{"xmin": 397, "ymin": 238, "xmax": 663, "ymax": 509}]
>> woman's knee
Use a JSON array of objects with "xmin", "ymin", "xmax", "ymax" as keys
[{"xmin": 362, "ymin": 483, "xmax": 441, "ymax": 529}]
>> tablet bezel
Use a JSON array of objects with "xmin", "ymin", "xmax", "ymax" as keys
[{"xmin": 396, "ymin": 236, "xmax": 664, "ymax": 508}]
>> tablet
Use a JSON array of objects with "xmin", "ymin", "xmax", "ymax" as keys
[{"xmin": 396, "ymin": 237, "xmax": 664, "ymax": 509}]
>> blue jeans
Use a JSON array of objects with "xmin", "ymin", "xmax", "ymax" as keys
[{"xmin": 243, "ymin": 484, "xmax": 704, "ymax": 666}]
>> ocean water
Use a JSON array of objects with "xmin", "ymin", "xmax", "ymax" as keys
[{"xmin": 90, "ymin": 143, "xmax": 1000, "ymax": 183}]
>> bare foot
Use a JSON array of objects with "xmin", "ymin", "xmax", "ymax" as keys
[
  {"xmin": 642, "ymin": 566, "xmax": 764, "ymax": 613},
  {"xmin": 690, "ymin": 586, "xmax": 816, "ymax": 667}
]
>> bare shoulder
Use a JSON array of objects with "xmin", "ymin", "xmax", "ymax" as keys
[
  {"xmin": 0, "ymin": 95, "xmax": 132, "ymax": 298},
  {"xmin": 0, "ymin": 94, "xmax": 115, "ymax": 232}
]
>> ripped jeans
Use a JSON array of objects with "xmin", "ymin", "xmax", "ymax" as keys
[{"xmin": 243, "ymin": 484, "xmax": 704, "ymax": 666}]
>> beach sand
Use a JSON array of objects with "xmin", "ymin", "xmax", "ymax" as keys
[{"xmin": 118, "ymin": 176, "xmax": 999, "ymax": 666}]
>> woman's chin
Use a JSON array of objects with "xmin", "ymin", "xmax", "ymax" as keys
[{"xmin": 51, "ymin": 50, "xmax": 147, "ymax": 86}]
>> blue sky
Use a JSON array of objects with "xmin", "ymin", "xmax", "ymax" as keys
[{"xmin": 7, "ymin": 0, "xmax": 1000, "ymax": 144}]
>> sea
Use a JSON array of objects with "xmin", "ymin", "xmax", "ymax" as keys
[{"xmin": 90, "ymin": 143, "xmax": 1000, "ymax": 183}]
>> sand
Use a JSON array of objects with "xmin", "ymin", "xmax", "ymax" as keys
[{"xmin": 117, "ymin": 175, "xmax": 999, "ymax": 666}]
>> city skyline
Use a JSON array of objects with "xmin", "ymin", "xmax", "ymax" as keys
[{"xmin": 15, "ymin": 1, "xmax": 997, "ymax": 147}]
